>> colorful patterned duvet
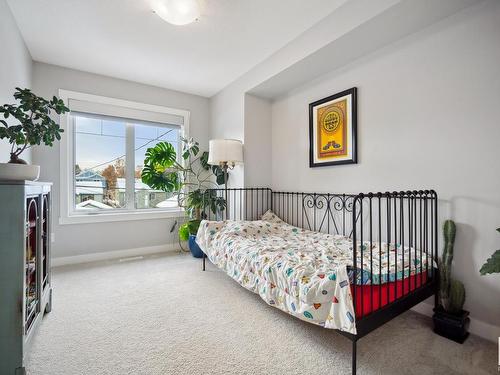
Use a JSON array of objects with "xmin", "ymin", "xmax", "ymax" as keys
[{"xmin": 196, "ymin": 211, "xmax": 433, "ymax": 334}]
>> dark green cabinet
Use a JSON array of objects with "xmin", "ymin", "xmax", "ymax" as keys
[{"xmin": 0, "ymin": 181, "xmax": 53, "ymax": 375}]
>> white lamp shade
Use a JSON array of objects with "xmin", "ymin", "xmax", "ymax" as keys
[{"xmin": 208, "ymin": 139, "xmax": 243, "ymax": 166}]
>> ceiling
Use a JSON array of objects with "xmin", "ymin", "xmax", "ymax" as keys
[{"xmin": 7, "ymin": 0, "xmax": 346, "ymax": 97}]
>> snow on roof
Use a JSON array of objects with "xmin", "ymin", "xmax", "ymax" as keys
[
  {"xmin": 155, "ymin": 196, "xmax": 179, "ymax": 208},
  {"xmin": 76, "ymin": 170, "xmax": 104, "ymax": 181},
  {"xmin": 75, "ymin": 199, "xmax": 113, "ymax": 210}
]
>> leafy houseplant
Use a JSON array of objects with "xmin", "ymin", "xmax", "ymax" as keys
[
  {"xmin": 179, "ymin": 220, "xmax": 201, "ymax": 242},
  {"xmin": 0, "ymin": 87, "xmax": 69, "ymax": 180},
  {"xmin": 141, "ymin": 138, "xmax": 227, "ymax": 257},
  {"xmin": 433, "ymin": 220, "xmax": 469, "ymax": 343},
  {"xmin": 479, "ymin": 228, "xmax": 500, "ymax": 275}
]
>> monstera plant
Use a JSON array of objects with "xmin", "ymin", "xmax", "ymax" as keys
[
  {"xmin": 141, "ymin": 137, "xmax": 227, "ymax": 256},
  {"xmin": 480, "ymin": 228, "xmax": 500, "ymax": 275}
]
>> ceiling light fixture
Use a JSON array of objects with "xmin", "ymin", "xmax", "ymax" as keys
[{"xmin": 151, "ymin": 0, "xmax": 200, "ymax": 26}]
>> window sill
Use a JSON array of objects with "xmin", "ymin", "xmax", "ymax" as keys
[{"xmin": 59, "ymin": 208, "xmax": 185, "ymax": 225}]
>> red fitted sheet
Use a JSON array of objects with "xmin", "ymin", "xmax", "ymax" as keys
[{"xmin": 350, "ymin": 271, "xmax": 428, "ymax": 318}]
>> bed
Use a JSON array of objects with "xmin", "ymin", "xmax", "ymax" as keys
[{"xmin": 196, "ymin": 188, "xmax": 438, "ymax": 375}]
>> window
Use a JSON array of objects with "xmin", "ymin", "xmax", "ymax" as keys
[{"xmin": 59, "ymin": 90, "xmax": 190, "ymax": 224}]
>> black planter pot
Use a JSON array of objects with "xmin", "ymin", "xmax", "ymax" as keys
[{"xmin": 432, "ymin": 306, "xmax": 470, "ymax": 344}]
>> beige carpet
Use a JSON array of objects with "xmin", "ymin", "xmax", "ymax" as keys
[{"xmin": 26, "ymin": 252, "xmax": 497, "ymax": 375}]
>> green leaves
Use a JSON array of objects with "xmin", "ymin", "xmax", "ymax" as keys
[
  {"xmin": 141, "ymin": 138, "xmax": 229, "ymax": 228},
  {"xmin": 179, "ymin": 219, "xmax": 202, "ymax": 241},
  {"xmin": 203, "ymin": 189, "xmax": 226, "ymax": 215},
  {"xmin": 179, "ymin": 222, "xmax": 190, "ymax": 241},
  {"xmin": 141, "ymin": 142, "xmax": 180, "ymax": 192},
  {"xmin": 200, "ymin": 150, "xmax": 227, "ymax": 186},
  {"xmin": 181, "ymin": 137, "xmax": 199, "ymax": 159},
  {"xmin": 199, "ymin": 151, "xmax": 210, "ymax": 170},
  {"xmin": 0, "ymin": 87, "xmax": 69, "ymax": 161},
  {"xmin": 480, "ymin": 228, "xmax": 500, "ymax": 275},
  {"xmin": 141, "ymin": 164, "xmax": 180, "ymax": 192},
  {"xmin": 480, "ymin": 250, "xmax": 500, "ymax": 275},
  {"xmin": 144, "ymin": 141, "xmax": 177, "ymax": 167},
  {"xmin": 187, "ymin": 219, "xmax": 201, "ymax": 235}
]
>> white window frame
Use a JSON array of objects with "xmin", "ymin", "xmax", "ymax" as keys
[{"xmin": 58, "ymin": 90, "xmax": 190, "ymax": 225}]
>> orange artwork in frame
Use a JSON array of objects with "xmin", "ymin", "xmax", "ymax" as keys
[{"xmin": 309, "ymin": 87, "xmax": 357, "ymax": 167}]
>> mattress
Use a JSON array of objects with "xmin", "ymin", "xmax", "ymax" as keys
[
  {"xmin": 196, "ymin": 210, "xmax": 433, "ymax": 334},
  {"xmin": 352, "ymin": 271, "xmax": 428, "ymax": 317}
]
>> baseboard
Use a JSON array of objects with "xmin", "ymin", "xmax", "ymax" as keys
[
  {"xmin": 51, "ymin": 243, "xmax": 181, "ymax": 267},
  {"xmin": 412, "ymin": 302, "xmax": 500, "ymax": 343}
]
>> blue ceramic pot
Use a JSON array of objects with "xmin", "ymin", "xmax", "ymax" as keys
[{"xmin": 188, "ymin": 234, "xmax": 205, "ymax": 258}]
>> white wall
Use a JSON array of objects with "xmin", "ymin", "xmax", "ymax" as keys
[
  {"xmin": 271, "ymin": 1, "xmax": 500, "ymax": 338},
  {"xmin": 210, "ymin": 87, "xmax": 245, "ymax": 187},
  {"xmin": 0, "ymin": 0, "xmax": 32, "ymax": 163},
  {"xmin": 243, "ymin": 94, "xmax": 272, "ymax": 187},
  {"xmin": 32, "ymin": 62, "xmax": 210, "ymax": 259},
  {"xmin": 209, "ymin": 0, "xmax": 399, "ymax": 188}
]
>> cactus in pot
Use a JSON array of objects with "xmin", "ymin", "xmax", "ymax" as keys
[
  {"xmin": 434, "ymin": 219, "xmax": 469, "ymax": 343},
  {"xmin": 438, "ymin": 220, "xmax": 466, "ymax": 314}
]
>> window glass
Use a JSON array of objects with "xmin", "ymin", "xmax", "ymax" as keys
[
  {"xmin": 72, "ymin": 113, "xmax": 180, "ymax": 213},
  {"xmin": 74, "ymin": 114, "xmax": 127, "ymax": 211}
]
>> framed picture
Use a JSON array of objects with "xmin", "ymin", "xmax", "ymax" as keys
[{"xmin": 309, "ymin": 87, "xmax": 357, "ymax": 167}]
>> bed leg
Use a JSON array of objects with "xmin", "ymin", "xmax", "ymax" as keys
[
  {"xmin": 202, "ymin": 253, "xmax": 206, "ymax": 271},
  {"xmin": 352, "ymin": 339, "xmax": 357, "ymax": 375}
]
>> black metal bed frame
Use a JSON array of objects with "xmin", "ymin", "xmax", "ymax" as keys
[{"xmin": 200, "ymin": 188, "xmax": 438, "ymax": 375}]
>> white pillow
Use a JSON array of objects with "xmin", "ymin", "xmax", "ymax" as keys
[{"xmin": 261, "ymin": 210, "xmax": 284, "ymax": 224}]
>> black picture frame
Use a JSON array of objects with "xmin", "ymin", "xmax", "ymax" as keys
[{"xmin": 309, "ymin": 87, "xmax": 357, "ymax": 168}]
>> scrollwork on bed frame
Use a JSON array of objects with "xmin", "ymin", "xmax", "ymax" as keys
[{"xmin": 202, "ymin": 188, "xmax": 359, "ymax": 236}]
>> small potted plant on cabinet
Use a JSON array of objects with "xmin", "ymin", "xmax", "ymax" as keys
[
  {"xmin": 433, "ymin": 220, "xmax": 469, "ymax": 343},
  {"xmin": 141, "ymin": 138, "xmax": 226, "ymax": 257},
  {"xmin": 0, "ymin": 87, "xmax": 69, "ymax": 180}
]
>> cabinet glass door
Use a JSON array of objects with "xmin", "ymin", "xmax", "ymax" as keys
[
  {"xmin": 25, "ymin": 197, "xmax": 39, "ymax": 334},
  {"xmin": 41, "ymin": 194, "xmax": 49, "ymax": 290}
]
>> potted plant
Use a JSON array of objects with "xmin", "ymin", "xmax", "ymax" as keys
[
  {"xmin": 479, "ymin": 228, "xmax": 500, "ymax": 276},
  {"xmin": 433, "ymin": 220, "xmax": 469, "ymax": 343},
  {"xmin": 0, "ymin": 87, "xmax": 69, "ymax": 181},
  {"xmin": 179, "ymin": 219, "xmax": 202, "ymax": 256},
  {"xmin": 141, "ymin": 137, "xmax": 226, "ymax": 257}
]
